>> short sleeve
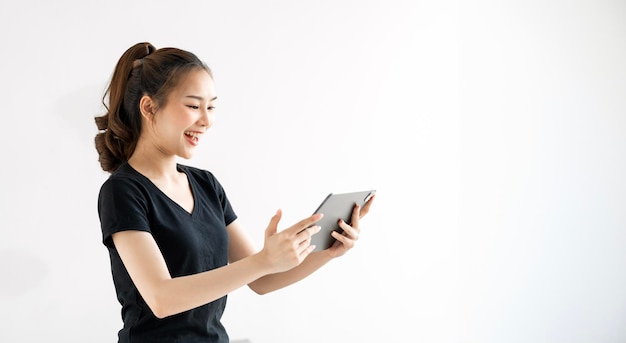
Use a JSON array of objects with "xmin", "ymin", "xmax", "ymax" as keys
[
  {"xmin": 204, "ymin": 170, "xmax": 238, "ymax": 226},
  {"xmin": 98, "ymin": 176, "xmax": 152, "ymax": 248}
]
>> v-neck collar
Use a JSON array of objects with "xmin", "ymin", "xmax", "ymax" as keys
[{"xmin": 125, "ymin": 162, "xmax": 197, "ymax": 217}]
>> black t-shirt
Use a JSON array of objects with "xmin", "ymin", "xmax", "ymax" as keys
[{"xmin": 98, "ymin": 162, "xmax": 237, "ymax": 343}]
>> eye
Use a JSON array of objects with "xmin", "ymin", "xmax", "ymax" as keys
[
  {"xmin": 207, "ymin": 106, "xmax": 215, "ymax": 111},
  {"xmin": 187, "ymin": 105, "xmax": 200, "ymax": 110}
]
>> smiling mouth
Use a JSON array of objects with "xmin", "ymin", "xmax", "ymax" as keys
[{"xmin": 184, "ymin": 131, "xmax": 201, "ymax": 143}]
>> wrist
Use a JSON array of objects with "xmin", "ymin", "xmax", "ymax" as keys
[{"xmin": 249, "ymin": 250, "xmax": 278, "ymax": 275}]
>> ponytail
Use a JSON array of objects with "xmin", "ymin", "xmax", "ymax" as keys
[{"xmin": 94, "ymin": 42, "xmax": 210, "ymax": 173}]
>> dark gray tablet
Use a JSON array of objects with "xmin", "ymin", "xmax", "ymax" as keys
[{"xmin": 310, "ymin": 190, "xmax": 376, "ymax": 251}]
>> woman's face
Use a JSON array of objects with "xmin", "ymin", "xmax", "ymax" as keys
[{"xmin": 146, "ymin": 69, "xmax": 216, "ymax": 159}]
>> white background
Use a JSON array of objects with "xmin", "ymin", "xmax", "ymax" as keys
[{"xmin": 1, "ymin": 1, "xmax": 625, "ymax": 342}]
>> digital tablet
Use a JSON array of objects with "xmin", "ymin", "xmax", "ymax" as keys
[{"xmin": 309, "ymin": 190, "xmax": 376, "ymax": 251}]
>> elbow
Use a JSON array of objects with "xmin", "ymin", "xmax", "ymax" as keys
[
  {"xmin": 147, "ymin": 300, "xmax": 169, "ymax": 319},
  {"xmin": 145, "ymin": 292, "xmax": 176, "ymax": 319},
  {"xmin": 249, "ymin": 285, "xmax": 269, "ymax": 295},
  {"xmin": 150, "ymin": 305, "xmax": 170, "ymax": 320},
  {"xmin": 248, "ymin": 281, "xmax": 273, "ymax": 295},
  {"xmin": 252, "ymin": 288, "xmax": 270, "ymax": 296}
]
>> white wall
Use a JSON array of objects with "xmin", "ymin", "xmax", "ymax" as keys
[{"xmin": 0, "ymin": 1, "xmax": 624, "ymax": 342}]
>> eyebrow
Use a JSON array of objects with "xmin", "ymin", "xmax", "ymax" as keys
[{"xmin": 185, "ymin": 95, "xmax": 218, "ymax": 101}]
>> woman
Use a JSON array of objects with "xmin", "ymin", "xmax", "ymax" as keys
[{"xmin": 94, "ymin": 42, "xmax": 374, "ymax": 343}]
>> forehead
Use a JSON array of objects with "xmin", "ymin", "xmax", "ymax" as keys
[{"xmin": 173, "ymin": 68, "xmax": 215, "ymax": 99}]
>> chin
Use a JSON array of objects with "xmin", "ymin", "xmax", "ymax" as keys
[{"xmin": 178, "ymin": 152, "xmax": 194, "ymax": 160}]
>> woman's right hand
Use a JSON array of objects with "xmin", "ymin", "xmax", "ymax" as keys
[{"xmin": 259, "ymin": 209, "xmax": 322, "ymax": 274}]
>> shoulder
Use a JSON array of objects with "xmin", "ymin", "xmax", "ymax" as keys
[
  {"xmin": 178, "ymin": 164, "xmax": 220, "ymax": 185},
  {"xmin": 178, "ymin": 164, "xmax": 231, "ymax": 198},
  {"xmin": 99, "ymin": 163, "xmax": 150, "ymax": 200}
]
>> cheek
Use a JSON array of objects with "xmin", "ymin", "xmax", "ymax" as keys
[
  {"xmin": 150, "ymin": 118, "xmax": 180, "ymax": 140},
  {"xmin": 179, "ymin": 111, "xmax": 198, "ymax": 126},
  {"xmin": 160, "ymin": 113, "xmax": 193, "ymax": 131}
]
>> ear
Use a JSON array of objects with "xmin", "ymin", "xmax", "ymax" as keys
[{"xmin": 139, "ymin": 95, "xmax": 156, "ymax": 120}]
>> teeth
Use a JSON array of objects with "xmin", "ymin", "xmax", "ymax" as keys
[{"xmin": 185, "ymin": 131, "xmax": 200, "ymax": 139}]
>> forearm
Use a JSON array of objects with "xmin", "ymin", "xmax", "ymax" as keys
[
  {"xmin": 150, "ymin": 253, "xmax": 270, "ymax": 318},
  {"xmin": 248, "ymin": 250, "xmax": 333, "ymax": 294}
]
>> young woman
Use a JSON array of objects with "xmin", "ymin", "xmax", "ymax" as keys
[{"xmin": 94, "ymin": 42, "xmax": 375, "ymax": 343}]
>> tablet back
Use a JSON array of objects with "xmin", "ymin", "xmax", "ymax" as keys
[{"xmin": 310, "ymin": 190, "xmax": 375, "ymax": 251}]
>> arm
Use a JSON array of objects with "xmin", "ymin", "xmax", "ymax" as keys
[
  {"xmin": 228, "ymin": 219, "xmax": 332, "ymax": 294},
  {"xmin": 112, "ymin": 211, "xmax": 321, "ymax": 319},
  {"xmin": 230, "ymin": 194, "xmax": 376, "ymax": 294}
]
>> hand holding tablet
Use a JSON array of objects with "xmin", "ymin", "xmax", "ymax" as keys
[{"xmin": 309, "ymin": 190, "xmax": 376, "ymax": 251}]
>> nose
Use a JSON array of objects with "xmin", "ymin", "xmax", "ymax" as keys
[{"xmin": 199, "ymin": 108, "xmax": 214, "ymax": 128}]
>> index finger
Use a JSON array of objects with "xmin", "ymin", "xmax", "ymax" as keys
[
  {"xmin": 285, "ymin": 213, "xmax": 324, "ymax": 235},
  {"xmin": 359, "ymin": 193, "xmax": 375, "ymax": 218}
]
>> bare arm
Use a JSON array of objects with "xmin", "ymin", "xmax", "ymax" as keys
[
  {"xmin": 230, "ymin": 194, "xmax": 376, "ymax": 294},
  {"xmin": 112, "ymin": 211, "xmax": 321, "ymax": 319},
  {"xmin": 228, "ymin": 219, "xmax": 332, "ymax": 294}
]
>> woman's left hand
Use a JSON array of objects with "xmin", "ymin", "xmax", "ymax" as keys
[{"xmin": 325, "ymin": 194, "xmax": 375, "ymax": 258}]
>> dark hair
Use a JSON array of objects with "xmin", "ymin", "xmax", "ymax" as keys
[{"xmin": 94, "ymin": 42, "xmax": 212, "ymax": 173}]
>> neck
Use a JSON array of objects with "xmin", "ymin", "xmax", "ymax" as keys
[{"xmin": 128, "ymin": 140, "xmax": 181, "ymax": 180}]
